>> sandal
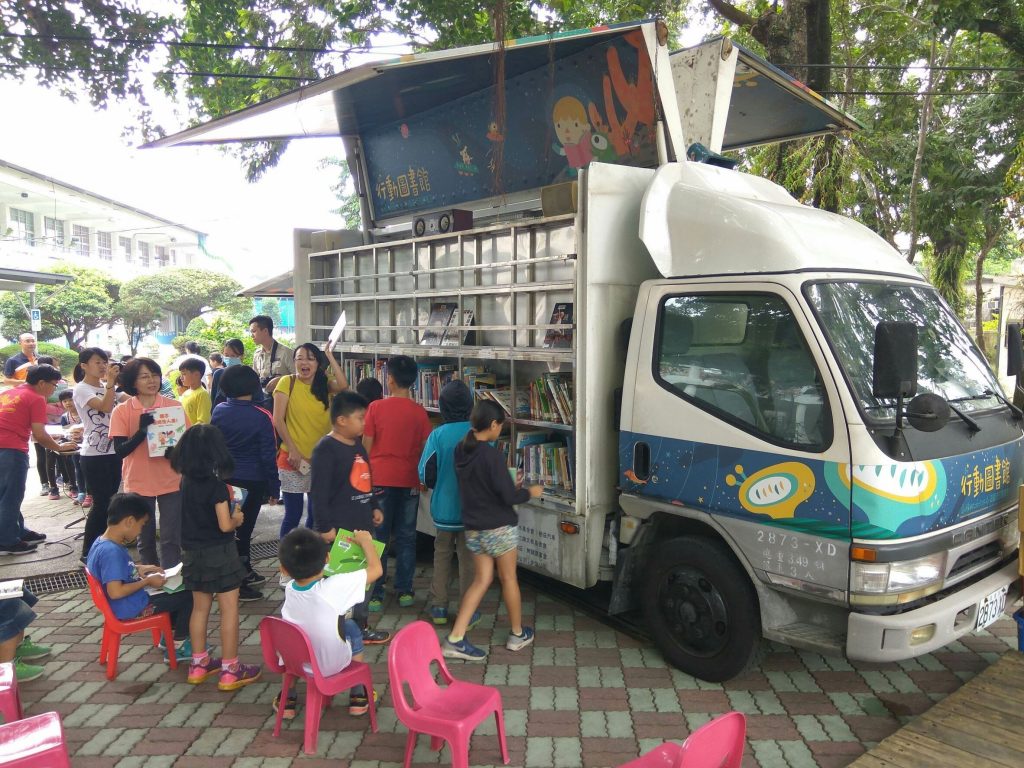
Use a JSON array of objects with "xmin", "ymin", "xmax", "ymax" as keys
[{"xmin": 273, "ymin": 691, "xmax": 298, "ymax": 720}]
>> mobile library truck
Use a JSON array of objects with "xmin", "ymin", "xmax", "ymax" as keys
[{"xmin": 150, "ymin": 20, "xmax": 1022, "ymax": 681}]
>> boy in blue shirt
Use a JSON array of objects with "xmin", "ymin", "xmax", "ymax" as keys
[{"xmin": 86, "ymin": 492, "xmax": 194, "ymax": 661}]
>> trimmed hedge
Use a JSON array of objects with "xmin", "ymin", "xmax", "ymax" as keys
[{"xmin": 0, "ymin": 342, "xmax": 79, "ymax": 375}]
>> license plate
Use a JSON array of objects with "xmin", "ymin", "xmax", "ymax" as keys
[{"xmin": 975, "ymin": 586, "xmax": 1008, "ymax": 631}]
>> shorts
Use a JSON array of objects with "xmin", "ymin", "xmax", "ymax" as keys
[
  {"xmin": 0, "ymin": 589, "xmax": 38, "ymax": 642},
  {"xmin": 278, "ymin": 467, "xmax": 312, "ymax": 494},
  {"xmin": 341, "ymin": 618, "xmax": 364, "ymax": 656},
  {"xmin": 182, "ymin": 540, "xmax": 248, "ymax": 594},
  {"xmin": 465, "ymin": 525, "xmax": 519, "ymax": 558}
]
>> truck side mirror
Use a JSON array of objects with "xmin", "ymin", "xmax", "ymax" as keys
[
  {"xmin": 873, "ymin": 322, "xmax": 918, "ymax": 399},
  {"xmin": 1007, "ymin": 323, "xmax": 1023, "ymax": 376}
]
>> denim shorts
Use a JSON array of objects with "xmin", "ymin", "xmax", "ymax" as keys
[
  {"xmin": 465, "ymin": 525, "xmax": 519, "ymax": 557},
  {"xmin": 0, "ymin": 589, "xmax": 38, "ymax": 643},
  {"xmin": 342, "ymin": 618, "xmax": 364, "ymax": 656}
]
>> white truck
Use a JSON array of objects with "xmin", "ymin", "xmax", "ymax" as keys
[{"xmin": 152, "ymin": 20, "xmax": 1022, "ymax": 681}]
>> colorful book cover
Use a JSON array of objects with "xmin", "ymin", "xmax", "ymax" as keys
[
  {"xmin": 420, "ymin": 302, "xmax": 457, "ymax": 346},
  {"xmin": 542, "ymin": 302, "xmax": 574, "ymax": 349},
  {"xmin": 324, "ymin": 529, "xmax": 386, "ymax": 576},
  {"xmin": 146, "ymin": 406, "xmax": 187, "ymax": 457}
]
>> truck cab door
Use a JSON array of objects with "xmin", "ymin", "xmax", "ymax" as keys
[{"xmin": 619, "ymin": 280, "xmax": 852, "ymax": 598}]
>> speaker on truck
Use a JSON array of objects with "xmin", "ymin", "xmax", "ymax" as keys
[{"xmin": 412, "ymin": 209, "xmax": 473, "ymax": 237}]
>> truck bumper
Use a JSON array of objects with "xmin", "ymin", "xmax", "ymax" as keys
[{"xmin": 846, "ymin": 560, "xmax": 1018, "ymax": 662}]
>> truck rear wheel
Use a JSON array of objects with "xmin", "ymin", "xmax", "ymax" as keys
[{"xmin": 641, "ymin": 537, "xmax": 761, "ymax": 682}]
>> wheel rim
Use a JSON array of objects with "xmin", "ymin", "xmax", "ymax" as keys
[{"xmin": 657, "ymin": 566, "xmax": 730, "ymax": 657}]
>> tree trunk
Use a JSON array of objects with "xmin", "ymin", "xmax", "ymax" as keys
[{"xmin": 974, "ymin": 225, "xmax": 1002, "ymax": 354}]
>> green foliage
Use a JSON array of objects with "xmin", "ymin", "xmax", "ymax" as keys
[
  {"xmin": 121, "ymin": 268, "xmax": 248, "ymax": 326},
  {"xmin": 0, "ymin": 342, "xmax": 78, "ymax": 374},
  {"xmin": 179, "ymin": 315, "xmax": 256, "ymax": 364},
  {"xmin": 114, "ymin": 277, "xmax": 166, "ymax": 355},
  {"xmin": 319, "ymin": 157, "xmax": 363, "ymax": 230},
  {"xmin": 0, "ymin": 263, "xmax": 119, "ymax": 348}
]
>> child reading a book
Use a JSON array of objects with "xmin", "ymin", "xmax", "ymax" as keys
[
  {"xmin": 443, "ymin": 400, "xmax": 542, "ymax": 661},
  {"xmin": 363, "ymin": 356, "xmax": 432, "ymax": 611},
  {"xmin": 310, "ymin": 391, "xmax": 389, "ymax": 645},
  {"xmin": 418, "ymin": 380, "xmax": 478, "ymax": 626},
  {"xmin": 178, "ymin": 358, "xmax": 212, "ymax": 425},
  {"xmin": 169, "ymin": 424, "xmax": 261, "ymax": 691},
  {"xmin": 278, "ymin": 527, "xmax": 383, "ymax": 717},
  {"xmin": 86, "ymin": 492, "xmax": 193, "ymax": 662}
]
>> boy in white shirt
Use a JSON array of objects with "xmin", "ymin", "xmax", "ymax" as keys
[{"xmin": 278, "ymin": 527, "xmax": 383, "ymax": 717}]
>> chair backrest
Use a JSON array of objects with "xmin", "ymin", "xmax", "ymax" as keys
[
  {"xmin": 259, "ymin": 615, "xmax": 330, "ymax": 685},
  {"xmin": 680, "ymin": 711, "xmax": 746, "ymax": 768},
  {"xmin": 84, "ymin": 569, "xmax": 118, "ymax": 623},
  {"xmin": 387, "ymin": 621, "xmax": 452, "ymax": 719}
]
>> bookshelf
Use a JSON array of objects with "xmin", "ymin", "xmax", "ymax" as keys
[{"xmin": 308, "ymin": 214, "xmax": 579, "ymax": 505}]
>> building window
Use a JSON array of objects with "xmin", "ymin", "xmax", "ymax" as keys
[
  {"xmin": 72, "ymin": 224, "xmax": 90, "ymax": 256},
  {"xmin": 170, "ymin": 249, "xmax": 177, "ymax": 265},
  {"xmin": 155, "ymin": 245, "xmax": 168, "ymax": 267},
  {"xmin": 119, "ymin": 236, "xmax": 132, "ymax": 262},
  {"xmin": 44, "ymin": 217, "xmax": 65, "ymax": 248},
  {"xmin": 97, "ymin": 232, "xmax": 112, "ymax": 261},
  {"xmin": 138, "ymin": 241, "xmax": 150, "ymax": 267},
  {"xmin": 9, "ymin": 208, "xmax": 34, "ymax": 245}
]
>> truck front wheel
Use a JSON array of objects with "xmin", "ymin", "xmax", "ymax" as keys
[{"xmin": 641, "ymin": 537, "xmax": 761, "ymax": 682}]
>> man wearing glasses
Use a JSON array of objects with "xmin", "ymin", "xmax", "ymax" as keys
[{"xmin": 0, "ymin": 365, "xmax": 77, "ymax": 555}]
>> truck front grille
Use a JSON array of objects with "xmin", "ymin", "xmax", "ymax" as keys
[{"xmin": 948, "ymin": 541, "xmax": 1001, "ymax": 582}]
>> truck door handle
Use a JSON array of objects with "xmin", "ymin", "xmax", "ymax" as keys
[{"xmin": 633, "ymin": 441, "xmax": 651, "ymax": 482}]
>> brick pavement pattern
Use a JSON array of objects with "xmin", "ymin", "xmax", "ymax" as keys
[{"xmin": 15, "ymin": 559, "xmax": 1020, "ymax": 768}]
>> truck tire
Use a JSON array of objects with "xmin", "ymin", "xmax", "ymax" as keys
[{"xmin": 641, "ymin": 537, "xmax": 761, "ymax": 682}]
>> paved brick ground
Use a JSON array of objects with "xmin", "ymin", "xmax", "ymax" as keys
[{"xmin": 13, "ymin": 555, "xmax": 1019, "ymax": 768}]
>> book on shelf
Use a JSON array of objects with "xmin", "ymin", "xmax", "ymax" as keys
[
  {"xmin": 416, "ymin": 364, "xmax": 458, "ymax": 408},
  {"xmin": 0, "ymin": 579, "xmax": 24, "ymax": 600},
  {"xmin": 526, "ymin": 373, "xmax": 573, "ymax": 425},
  {"xmin": 461, "ymin": 366, "xmax": 496, "ymax": 393},
  {"xmin": 542, "ymin": 302, "xmax": 574, "ymax": 349},
  {"xmin": 441, "ymin": 309, "xmax": 475, "ymax": 347},
  {"xmin": 420, "ymin": 302, "xmax": 458, "ymax": 346},
  {"xmin": 517, "ymin": 433, "xmax": 574, "ymax": 492},
  {"xmin": 145, "ymin": 406, "xmax": 187, "ymax": 458}
]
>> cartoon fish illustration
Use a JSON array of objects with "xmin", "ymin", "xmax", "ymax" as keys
[{"xmin": 624, "ymin": 469, "xmax": 648, "ymax": 485}]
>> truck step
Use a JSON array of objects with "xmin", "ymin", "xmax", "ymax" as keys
[{"xmin": 764, "ymin": 622, "xmax": 845, "ymax": 657}]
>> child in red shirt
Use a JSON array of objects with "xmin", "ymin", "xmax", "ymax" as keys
[{"xmin": 362, "ymin": 356, "xmax": 432, "ymax": 611}]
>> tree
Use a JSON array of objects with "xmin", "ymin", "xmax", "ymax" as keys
[
  {"xmin": 123, "ymin": 268, "xmax": 248, "ymax": 326},
  {"xmin": 114, "ymin": 279, "xmax": 165, "ymax": 355},
  {"xmin": 320, "ymin": 157, "xmax": 362, "ymax": 230},
  {"xmin": 0, "ymin": 264, "xmax": 119, "ymax": 348}
]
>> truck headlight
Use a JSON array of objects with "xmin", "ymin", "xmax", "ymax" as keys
[{"xmin": 851, "ymin": 552, "xmax": 945, "ymax": 594}]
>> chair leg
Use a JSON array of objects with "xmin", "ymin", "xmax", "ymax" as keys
[
  {"xmin": 273, "ymin": 675, "xmax": 291, "ymax": 738},
  {"xmin": 495, "ymin": 708, "xmax": 510, "ymax": 765},
  {"xmin": 403, "ymin": 730, "xmax": 417, "ymax": 768},
  {"xmin": 150, "ymin": 628, "xmax": 161, "ymax": 646},
  {"xmin": 98, "ymin": 628, "xmax": 108, "ymax": 664},
  {"xmin": 450, "ymin": 733, "xmax": 470, "ymax": 768},
  {"xmin": 366, "ymin": 683, "xmax": 378, "ymax": 733},
  {"xmin": 105, "ymin": 633, "xmax": 121, "ymax": 681},
  {"xmin": 430, "ymin": 735, "xmax": 444, "ymax": 751},
  {"xmin": 163, "ymin": 622, "xmax": 178, "ymax": 670},
  {"xmin": 304, "ymin": 685, "xmax": 324, "ymax": 754}
]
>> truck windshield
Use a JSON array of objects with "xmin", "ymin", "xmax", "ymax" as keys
[{"xmin": 805, "ymin": 281, "xmax": 1001, "ymax": 423}]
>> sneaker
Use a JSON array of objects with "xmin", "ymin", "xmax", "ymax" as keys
[
  {"xmin": 15, "ymin": 636, "xmax": 51, "ymax": 661},
  {"xmin": 39, "ymin": 484, "xmax": 50, "ymax": 496},
  {"xmin": 278, "ymin": 573, "xmax": 292, "ymax": 590},
  {"xmin": 244, "ymin": 570, "xmax": 267, "ymax": 587},
  {"xmin": 64, "ymin": 487, "xmax": 77, "ymax": 499},
  {"xmin": 442, "ymin": 636, "xmax": 487, "ymax": 661},
  {"xmin": 47, "ymin": 490, "xmax": 61, "ymax": 500},
  {"xmin": 397, "ymin": 592, "xmax": 415, "ymax": 608},
  {"xmin": 14, "ymin": 659, "xmax": 44, "ymax": 683},
  {"xmin": 218, "ymin": 661, "xmax": 261, "ymax": 691},
  {"xmin": 468, "ymin": 611, "xmax": 482, "ymax": 630},
  {"xmin": 82, "ymin": 494, "xmax": 93, "ymax": 509},
  {"xmin": 238, "ymin": 584, "xmax": 263, "ymax": 602},
  {"xmin": 20, "ymin": 529, "xmax": 46, "ymax": 544},
  {"xmin": 368, "ymin": 596, "xmax": 383, "ymax": 612},
  {"xmin": 506, "ymin": 626, "xmax": 535, "ymax": 652},
  {"xmin": 273, "ymin": 691, "xmax": 298, "ymax": 720},
  {"xmin": 164, "ymin": 638, "xmax": 192, "ymax": 663},
  {"xmin": 75, "ymin": 492, "xmax": 86, "ymax": 506},
  {"xmin": 348, "ymin": 689, "xmax": 378, "ymax": 716},
  {"xmin": 429, "ymin": 605, "xmax": 449, "ymax": 625},
  {"xmin": 0, "ymin": 540, "xmax": 38, "ymax": 555},
  {"xmin": 362, "ymin": 628, "xmax": 391, "ymax": 645},
  {"xmin": 187, "ymin": 654, "xmax": 222, "ymax": 684}
]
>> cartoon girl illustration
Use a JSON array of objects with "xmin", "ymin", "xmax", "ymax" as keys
[{"xmin": 552, "ymin": 96, "xmax": 594, "ymax": 175}]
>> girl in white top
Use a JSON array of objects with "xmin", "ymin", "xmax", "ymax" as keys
[{"xmin": 72, "ymin": 348, "xmax": 123, "ymax": 561}]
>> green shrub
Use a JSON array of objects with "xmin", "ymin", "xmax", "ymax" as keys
[{"xmin": 0, "ymin": 342, "xmax": 79, "ymax": 375}]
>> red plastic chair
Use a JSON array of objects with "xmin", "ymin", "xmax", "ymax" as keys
[
  {"xmin": 0, "ymin": 711, "xmax": 71, "ymax": 767},
  {"xmin": 84, "ymin": 569, "xmax": 177, "ymax": 681},
  {"xmin": 0, "ymin": 661, "xmax": 23, "ymax": 724},
  {"xmin": 388, "ymin": 620, "xmax": 509, "ymax": 768},
  {"xmin": 258, "ymin": 616, "xmax": 378, "ymax": 755},
  {"xmin": 618, "ymin": 711, "xmax": 746, "ymax": 768}
]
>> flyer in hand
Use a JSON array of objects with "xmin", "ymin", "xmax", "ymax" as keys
[
  {"xmin": 146, "ymin": 406, "xmax": 187, "ymax": 458},
  {"xmin": 324, "ymin": 529, "xmax": 385, "ymax": 576}
]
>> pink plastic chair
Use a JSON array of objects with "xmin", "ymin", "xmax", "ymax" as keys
[
  {"xmin": 388, "ymin": 620, "xmax": 509, "ymax": 768},
  {"xmin": 0, "ymin": 711, "xmax": 71, "ymax": 767},
  {"xmin": 0, "ymin": 661, "xmax": 23, "ymax": 724},
  {"xmin": 258, "ymin": 616, "xmax": 378, "ymax": 754},
  {"xmin": 618, "ymin": 711, "xmax": 746, "ymax": 768}
]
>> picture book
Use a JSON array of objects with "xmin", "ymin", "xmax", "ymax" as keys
[
  {"xmin": 146, "ymin": 406, "xmax": 187, "ymax": 457},
  {"xmin": 328, "ymin": 310, "xmax": 348, "ymax": 346},
  {"xmin": 420, "ymin": 302, "xmax": 458, "ymax": 346},
  {"xmin": 144, "ymin": 562, "xmax": 185, "ymax": 595},
  {"xmin": 0, "ymin": 579, "xmax": 24, "ymax": 600},
  {"xmin": 542, "ymin": 302, "xmax": 574, "ymax": 349},
  {"xmin": 324, "ymin": 529, "xmax": 386, "ymax": 577},
  {"xmin": 441, "ymin": 309, "xmax": 475, "ymax": 347}
]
